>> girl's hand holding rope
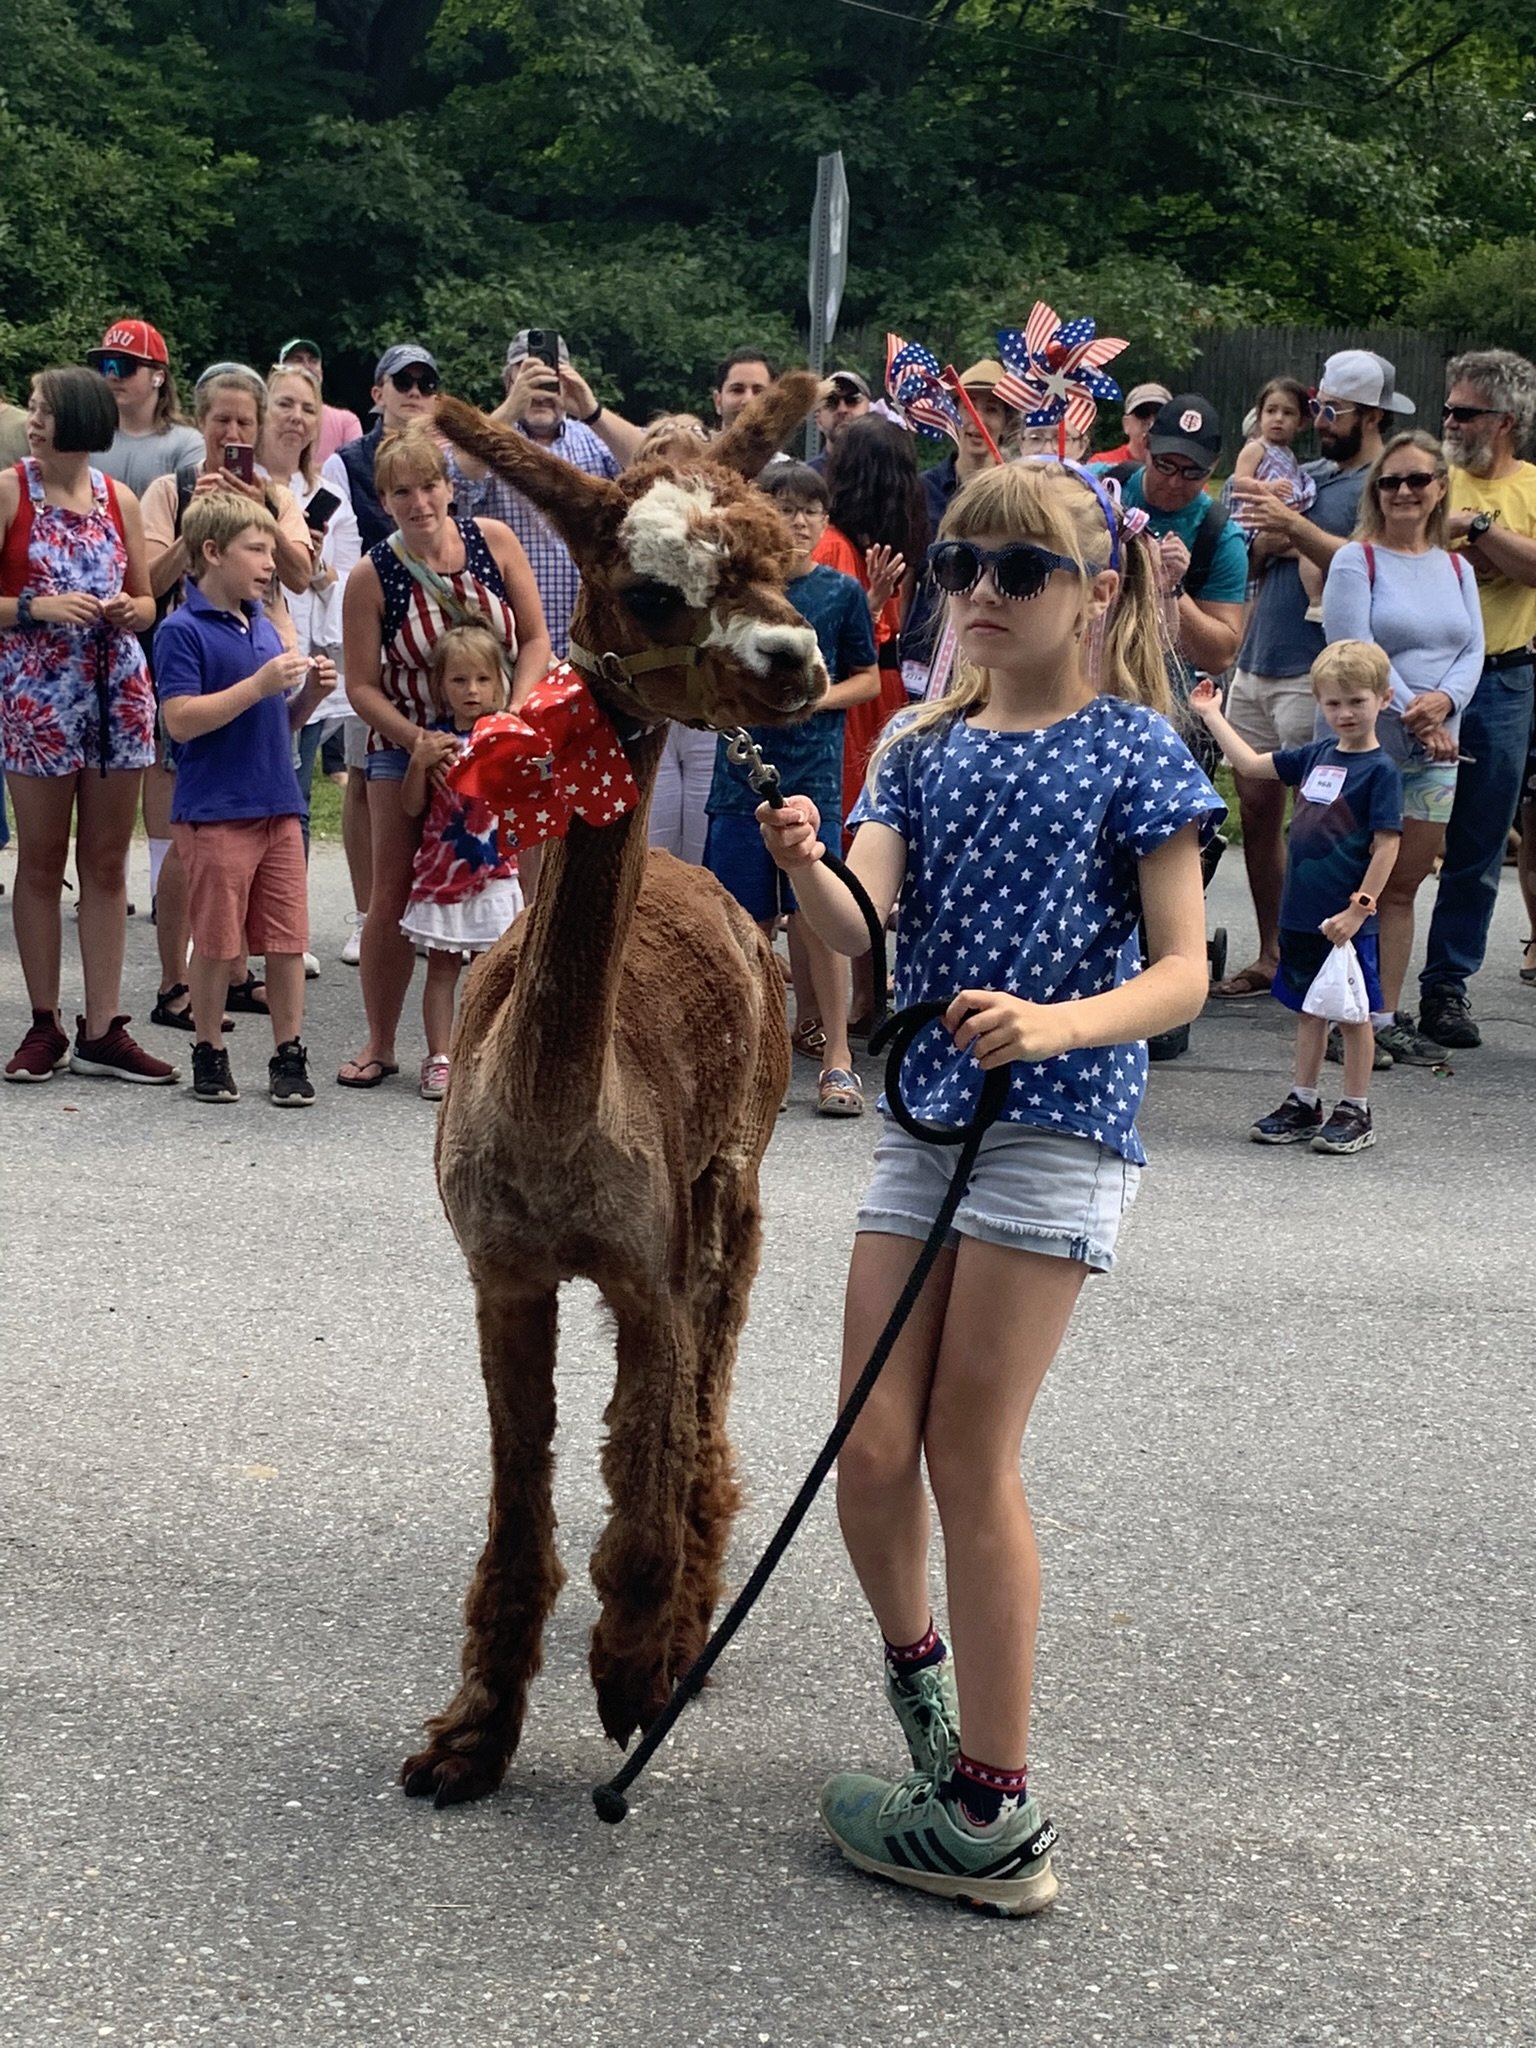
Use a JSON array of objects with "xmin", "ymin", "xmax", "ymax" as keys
[{"xmin": 757, "ymin": 794, "xmax": 825, "ymax": 869}]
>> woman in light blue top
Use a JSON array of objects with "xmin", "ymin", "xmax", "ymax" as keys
[{"xmin": 1322, "ymin": 430, "xmax": 1484, "ymax": 1053}]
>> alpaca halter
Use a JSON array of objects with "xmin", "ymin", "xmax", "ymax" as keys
[{"xmin": 564, "ymin": 627, "xmax": 718, "ymax": 731}]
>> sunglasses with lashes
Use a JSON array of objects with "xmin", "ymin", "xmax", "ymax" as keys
[
  {"xmin": 389, "ymin": 369, "xmax": 440, "ymax": 394},
  {"xmin": 928, "ymin": 539, "xmax": 1079, "ymax": 602},
  {"xmin": 1374, "ymin": 471, "xmax": 1441, "ymax": 494}
]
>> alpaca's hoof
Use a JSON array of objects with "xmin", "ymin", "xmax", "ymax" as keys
[
  {"xmin": 593, "ymin": 1660, "xmax": 671, "ymax": 1749},
  {"xmin": 400, "ymin": 1744, "xmax": 505, "ymax": 1808}
]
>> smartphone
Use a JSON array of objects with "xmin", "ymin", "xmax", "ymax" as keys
[
  {"xmin": 303, "ymin": 486, "xmax": 342, "ymax": 531},
  {"xmin": 524, "ymin": 328, "xmax": 562, "ymax": 371},
  {"xmin": 222, "ymin": 443, "xmax": 255, "ymax": 485}
]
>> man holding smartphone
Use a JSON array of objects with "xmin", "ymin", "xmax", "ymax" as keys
[
  {"xmin": 327, "ymin": 344, "xmax": 441, "ymax": 551},
  {"xmin": 444, "ymin": 329, "xmax": 620, "ymax": 659}
]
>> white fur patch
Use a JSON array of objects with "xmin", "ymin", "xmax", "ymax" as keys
[
  {"xmin": 619, "ymin": 477, "xmax": 724, "ymax": 610},
  {"xmin": 703, "ymin": 610, "xmax": 825, "ymax": 700}
]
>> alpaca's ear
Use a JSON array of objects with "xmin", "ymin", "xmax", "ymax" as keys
[
  {"xmin": 710, "ymin": 371, "xmax": 820, "ymax": 481},
  {"xmin": 436, "ymin": 395, "xmax": 626, "ymax": 559}
]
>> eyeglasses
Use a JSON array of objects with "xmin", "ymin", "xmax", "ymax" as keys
[
  {"xmin": 928, "ymin": 539, "xmax": 1079, "ymax": 602},
  {"xmin": 1149, "ymin": 453, "xmax": 1211, "ymax": 483},
  {"xmin": 1374, "ymin": 471, "xmax": 1439, "ymax": 495},
  {"xmin": 1442, "ymin": 403, "xmax": 1503, "ymax": 424},
  {"xmin": 1309, "ymin": 399, "xmax": 1359, "ymax": 424},
  {"xmin": 389, "ymin": 369, "xmax": 440, "ymax": 394},
  {"xmin": 95, "ymin": 356, "xmax": 148, "ymax": 380}
]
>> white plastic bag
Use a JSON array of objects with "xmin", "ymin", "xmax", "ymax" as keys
[{"xmin": 1302, "ymin": 940, "xmax": 1369, "ymax": 1025}]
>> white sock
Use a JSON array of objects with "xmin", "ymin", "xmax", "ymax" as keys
[
  {"xmin": 1370, "ymin": 1010, "xmax": 1394, "ymax": 1029},
  {"xmin": 148, "ymin": 836, "xmax": 170, "ymax": 897},
  {"xmin": 1292, "ymin": 1086, "xmax": 1320, "ymax": 1108},
  {"xmin": 1341, "ymin": 1094, "xmax": 1369, "ymax": 1111}
]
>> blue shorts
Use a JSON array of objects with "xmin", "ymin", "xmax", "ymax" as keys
[
  {"xmin": 855, "ymin": 1120, "xmax": 1140, "ymax": 1274},
  {"xmin": 702, "ymin": 810, "xmax": 842, "ymax": 923},
  {"xmin": 1273, "ymin": 928, "xmax": 1383, "ymax": 1015},
  {"xmin": 364, "ymin": 744, "xmax": 411, "ymax": 783}
]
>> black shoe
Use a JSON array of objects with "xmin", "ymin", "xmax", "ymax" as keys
[
  {"xmin": 1373, "ymin": 1012, "xmax": 1448, "ymax": 1068},
  {"xmin": 1418, "ymin": 985, "xmax": 1480, "ymax": 1049},
  {"xmin": 1147, "ymin": 1022, "xmax": 1190, "ymax": 1062},
  {"xmin": 191, "ymin": 1041, "xmax": 238, "ymax": 1103},
  {"xmin": 1251, "ymin": 1092, "xmax": 1325, "ymax": 1144},
  {"xmin": 1312, "ymin": 1101, "xmax": 1375, "ymax": 1154},
  {"xmin": 269, "ymin": 1038, "xmax": 315, "ymax": 1107},
  {"xmin": 1325, "ymin": 1024, "xmax": 1392, "ymax": 1071}
]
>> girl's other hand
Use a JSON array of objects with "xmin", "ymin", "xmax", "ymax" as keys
[
  {"xmin": 33, "ymin": 591, "xmax": 103, "ymax": 627},
  {"xmin": 865, "ymin": 544, "xmax": 906, "ymax": 612},
  {"xmin": 945, "ymin": 988, "xmax": 1073, "ymax": 1067},
  {"xmin": 757, "ymin": 794, "xmax": 823, "ymax": 869},
  {"xmin": 99, "ymin": 593, "xmax": 140, "ymax": 630}
]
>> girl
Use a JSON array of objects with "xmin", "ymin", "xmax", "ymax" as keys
[
  {"xmin": 759, "ymin": 459, "xmax": 1222, "ymax": 1915},
  {"xmin": 400, "ymin": 624, "xmax": 524, "ymax": 1100},
  {"xmin": 1231, "ymin": 376, "xmax": 1315, "ymax": 514}
]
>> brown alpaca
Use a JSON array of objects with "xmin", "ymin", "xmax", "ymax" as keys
[{"xmin": 401, "ymin": 374, "xmax": 826, "ymax": 1806}]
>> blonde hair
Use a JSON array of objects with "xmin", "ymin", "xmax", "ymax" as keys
[
  {"xmin": 264, "ymin": 363, "xmax": 322, "ymax": 488},
  {"xmin": 631, "ymin": 412, "xmax": 710, "ymax": 466},
  {"xmin": 1353, "ymin": 430, "xmax": 1449, "ymax": 549},
  {"xmin": 867, "ymin": 460, "xmax": 1171, "ymax": 787},
  {"xmin": 1312, "ymin": 638, "xmax": 1391, "ymax": 699},
  {"xmin": 428, "ymin": 623, "xmax": 511, "ymax": 716},
  {"xmin": 374, "ymin": 425, "xmax": 447, "ymax": 496},
  {"xmin": 181, "ymin": 490, "xmax": 280, "ymax": 579}
]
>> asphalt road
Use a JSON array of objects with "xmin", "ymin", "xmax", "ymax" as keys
[{"xmin": 2, "ymin": 837, "xmax": 1533, "ymax": 2047}]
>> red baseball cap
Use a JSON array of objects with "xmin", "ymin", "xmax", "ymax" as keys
[{"xmin": 86, "ymin": 320, "xmax": 170, "ymax": 368}]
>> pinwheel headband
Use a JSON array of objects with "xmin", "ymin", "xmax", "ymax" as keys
[
  {"xmin": 884, "ymin": 334, "xmax": 961, "ymax": 447},
  {"xmin": 995, "ymin": 304, "xmax": 1128, "ymax": 424}
]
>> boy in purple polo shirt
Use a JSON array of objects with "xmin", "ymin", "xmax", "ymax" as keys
[{"xmin": 154, "ymin": 495, "xmax": 335, "ymax": 1105}]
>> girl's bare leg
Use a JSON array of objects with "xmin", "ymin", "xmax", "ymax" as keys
[
  {"xmin": 423, "ymin": 948, "xmax": 462, "ymax": 1056},
  {"xmin": 1376, "ymin": 818, "xmax": 1444, "ymax": 1011},
  {"xmin": 72, "ymin": 768, "xmax": 142, "ymax": 1038}
]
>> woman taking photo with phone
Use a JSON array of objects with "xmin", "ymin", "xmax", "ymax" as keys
[{"xmin": 0, "ymin": 368, "xmax": 176, "ymax": 1083}]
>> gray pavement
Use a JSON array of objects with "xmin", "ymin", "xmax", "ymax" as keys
[{"xmin": 2, "ymin": 837, "xmax": 1534, "ymax": 2047}]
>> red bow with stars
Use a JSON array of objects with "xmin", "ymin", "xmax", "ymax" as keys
[{"xmin": 445, "ymin": 661, "xmax": 641, "ymax": 850}]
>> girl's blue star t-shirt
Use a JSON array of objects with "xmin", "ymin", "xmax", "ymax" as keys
[{"xmin": 848, "ymin": 695, "xmax": 1225, "ymax": 1164}]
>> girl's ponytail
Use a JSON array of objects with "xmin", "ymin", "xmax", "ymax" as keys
[{"xmin": 1096, "ymin": 525, "xmax": 1174, "ymax": 717}]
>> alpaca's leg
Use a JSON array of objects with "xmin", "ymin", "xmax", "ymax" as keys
[
  {"xmin": 402, "ymin": 1279, "xmax": 565, "ymax": 1807},
  {"xmin": 589, "ymin": 1294, "xmax": 699, "ymax": 1746}
]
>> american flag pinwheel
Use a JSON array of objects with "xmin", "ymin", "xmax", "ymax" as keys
[
  {"xmin": 885, "ymin": 333, "xmax": 962, "ymax": 446},
  {"xmin": 994, "ymin": 303, "xmax": 1128, "ymax": 423}
]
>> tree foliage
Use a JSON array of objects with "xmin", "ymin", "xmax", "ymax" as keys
[{"xmin": 1, "ymin": 0, "xmax": 1533, "ymax": 413}]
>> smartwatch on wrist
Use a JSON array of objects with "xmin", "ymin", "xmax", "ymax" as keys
[
  {"xmin": 1349, "ymin": 891, "xmax": 1377, "ymax": 913},
  {"xmin": 581, "ymin": 401, "xmax": 603, "ymax": 427},
  {"xmin": 1467, "ymin": 511, "xmax": 1494, "ymax": 542}
]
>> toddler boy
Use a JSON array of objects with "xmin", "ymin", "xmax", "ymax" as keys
[
  {"xmin": 154, "ymin": 494, "xmax": 335, "ymax": 1105},
  {"xmin": 1192, "ymin": 640, "xmax": 1402, "ymax": 1153},
  {"xmin": 704, "ymin": 463, "xmax": 878, "ymax": 1116}
]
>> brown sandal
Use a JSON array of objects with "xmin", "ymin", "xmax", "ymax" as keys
[
  {"xmin": 791, "ymin": 1017, "xmax": 827, "ymax": 1060},
  {"xmin": 1208, "ymin": 965, "xmax": 1274, "ymax": 1000}
]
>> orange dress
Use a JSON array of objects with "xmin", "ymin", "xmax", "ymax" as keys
[{"xmin": 812, "ymin": 524, "xmax": 907, "ymax": 835}]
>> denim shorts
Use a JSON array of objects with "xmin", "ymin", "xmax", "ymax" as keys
[
  {"xmin": 855, "ymin": 1119, "xmax": 1140, "ymax": 1274},
  {"xmin": 364, "ymin": 744, "xmax": 411, "ymax": 783}
]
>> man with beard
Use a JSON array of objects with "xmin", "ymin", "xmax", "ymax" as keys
[
  {"xmin": 1215, "ymin": 351, "xmax": 1408, "ymax": 999},
  {"xmin": 1415, "ymin": 349, "xmax": 1536, "ymax": 1047}
]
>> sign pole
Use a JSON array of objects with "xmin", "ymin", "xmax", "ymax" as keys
[{"xmin": 805, "ymin": 150, "xmax": 849, "ymax": 460}]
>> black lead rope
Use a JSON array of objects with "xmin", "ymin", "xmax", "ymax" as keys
[{"xmin": 592, "ymin": 736, "xmax": 1011, "ymax": 1824}]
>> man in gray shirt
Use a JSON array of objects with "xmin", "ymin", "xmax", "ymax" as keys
[{"xmin": 86, "ymin": 319, "xmax": 204, "ymax": 497}]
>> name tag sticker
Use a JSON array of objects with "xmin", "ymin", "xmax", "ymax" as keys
[{"xmin": 1300, "ymin": 764, "xmax": 1347, "ymax": 805}]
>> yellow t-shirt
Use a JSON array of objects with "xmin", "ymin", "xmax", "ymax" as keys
[{"xmin": 1449, "ymin": 462, "xmax": 1536, "ymax": 656}]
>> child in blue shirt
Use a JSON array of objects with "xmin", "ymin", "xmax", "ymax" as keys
[
  {"xmin": 1192, "ymin": 640, "xmax": 1402, "ymax": 1153},
  {"xmin": 705, "ymin": 462, "xmax": 877, "ymax": 1114},
  {"xmin": 760, "ymin": 457, "xmax": 1222, "ymax": 1913}
]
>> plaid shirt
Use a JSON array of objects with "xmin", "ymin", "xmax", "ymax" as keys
[{"xmin": 446, "ymin": 419, "xmax": 620, "ymax": 657}]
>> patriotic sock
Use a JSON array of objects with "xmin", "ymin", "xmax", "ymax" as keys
[
  {"xmin": 883, "ymin": 1621, "xmax": 946, "ymax": 1678},
  {"xmin": 945, "ymin": 1752, "xmax": 1029, "ymax": 1831}
]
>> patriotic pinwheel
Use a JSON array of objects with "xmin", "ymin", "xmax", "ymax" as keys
[
  {"xmin": 994, "ymin": 303, "xmax": 1128, "ymax": 423},
  {"xmin": 885, "ymin": 333, "xmax": 961, "ymax": 447}
]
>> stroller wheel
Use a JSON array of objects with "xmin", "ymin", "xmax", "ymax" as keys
[{"xmin": 1208, "ymin": 926, "xmax": 1228, "ymax": 985}]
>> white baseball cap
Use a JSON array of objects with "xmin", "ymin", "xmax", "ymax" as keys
[{"xmin": 1317, "ymin": 350, "xmax": 1415, "ymax": 415}]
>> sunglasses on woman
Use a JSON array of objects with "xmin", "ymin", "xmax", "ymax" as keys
[
  {"xmin": 1374, "ymin": 471, "xmax": 1440, "ymax": 494},
  {"xmin": 928, "ymin": 539, "xmax": 1078, "ymax": 601},
  {"xmin": 389, "ymin": 368, "xmax": 440, "ymax": 394}
]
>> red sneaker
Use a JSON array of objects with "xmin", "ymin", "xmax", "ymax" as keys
[
  {"xmin": 70, "ymin": 1014, "xmax": 179, "ymax": 1085},
  {"xmin": 5, "ymin": 1011, "xmax": 70, "ymax": 1082}
]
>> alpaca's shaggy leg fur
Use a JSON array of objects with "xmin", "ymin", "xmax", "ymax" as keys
[{"xmin": 402, "ymin": 1280, "xmax": 565, "ymax": 1806}]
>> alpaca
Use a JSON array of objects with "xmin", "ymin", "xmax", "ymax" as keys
[{"xmin": 401, "ymin": 375, "xmax": 826, "ymax": 1806}]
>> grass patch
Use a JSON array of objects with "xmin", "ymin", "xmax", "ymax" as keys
[{"xmin": 307, "ymin": 774, "xmax": 346, "ymax": 842}]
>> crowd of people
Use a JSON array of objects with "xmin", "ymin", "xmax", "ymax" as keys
[{"xmin": 3, "ymin": 304, "xmax": 1534, "ymax": 1922}]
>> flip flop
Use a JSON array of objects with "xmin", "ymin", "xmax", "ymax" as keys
[
  {"xmin": 1208, "ymin": 966, "xmax": 1274, "ymax": 1000},
  {"xmin": 336, "ymin": 1056, "xmax": 400, "ymax": 1089}
]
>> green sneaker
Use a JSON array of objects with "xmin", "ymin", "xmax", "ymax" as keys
[
  {"xmin": 819, "ymin": 1767, "xmax": 1058, "ymax": 1917},
  {"xmin": 884, "ymin": 1656, "xmax": 960, "ymax": 1778}
]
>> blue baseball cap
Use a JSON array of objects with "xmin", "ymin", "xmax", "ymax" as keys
[{"xmin": 374, "ymin": 343, "xmax": 438, "ymax": 383}]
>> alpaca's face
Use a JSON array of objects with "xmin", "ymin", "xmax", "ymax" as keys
[{"xmin": 578, "ymin": 461, "xmax": 829, "ymax": 730}]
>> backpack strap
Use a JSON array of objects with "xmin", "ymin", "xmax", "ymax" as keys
[{"xmin": 1185, "ymin": 499, "xmax": 1231, "ymax": 597}]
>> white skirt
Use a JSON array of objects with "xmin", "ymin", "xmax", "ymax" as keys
[{"xmin": 400, "ymin": 876, "xmax": 523, "ymax": 954}]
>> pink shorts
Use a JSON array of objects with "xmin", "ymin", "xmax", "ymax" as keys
[{"xmin": 173, "ymin": 815, "xmax": 309, "ymax": 961}]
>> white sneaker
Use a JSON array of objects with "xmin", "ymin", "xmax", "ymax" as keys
[
  {"xmin": 340, "ymin": 912, "xmax": 365, "ymax": 966},
  {"xmin": 419, "ymin": 1053, "xmax": 450, "ymax": 1101},
  {"xmin": 303, "ymin": 952, "xmax": 320, "ymax": 980}
]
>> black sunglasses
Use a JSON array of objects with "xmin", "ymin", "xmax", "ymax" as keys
[
  {"xmin": 390, "ymin": 368, "xmax": 440, "ymax": 394},
  {"xmin": 928, "ymin": 539, "xmax": 1078, "ymax": 602},
  {"xmin": 1375, "ymin": 471, "xmax": 1439, "ymax": 494},
  {"xmin": 1442, "ymin": 403, "xmax": 1503, "ymax": 424},
  {"xmin": 822, "ymin": 390, "xmax": 865, "ymax": 409},
  {"xmin": 94, "ymin": 355, "xmax": 148, "ymax": 380}
]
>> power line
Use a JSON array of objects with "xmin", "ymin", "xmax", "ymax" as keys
[{"xmin": 1089, "ymin": 5, "xmax": 1384, "ymax": 83}]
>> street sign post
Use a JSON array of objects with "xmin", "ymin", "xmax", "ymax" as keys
[{"xmin": 805, "ymin": 150, "xmax": 849, "ymax": 458}]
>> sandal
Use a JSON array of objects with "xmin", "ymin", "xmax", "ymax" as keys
[
  {"xmin": 817, "ymin": 1067, "xmax": 865, "ymax": 1118},
  {"xmin": 226, "ymin": 971, "xmax": 270, "ymax": 1015},
  {"xmin": 1522, "ymin": 937, "xmax": 1536, "ymax": 986},
  {"xmin": 791, "ymin": 1017, "xmax": 827, "ymax": 1060},
  {"xmin": 150, "ymin": 983, "xmax": 235, "ymax": 1033},
  {"xmin": 336, "ymin": 1055, "xmax": 400, "ymax": 1089},
  {"xmin": 1208, "ymin": 965, "xmax": 1274, "ymax": 1000}
]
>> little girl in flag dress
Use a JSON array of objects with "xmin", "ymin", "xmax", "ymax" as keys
[{"xmin": 400, "ymin": 623, "xmax": 523, "ymax": 1099}]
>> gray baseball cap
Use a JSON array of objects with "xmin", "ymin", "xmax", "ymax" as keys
[
  {"xmin": 1317, "ymin": 349, "xmax": 1414, "ymax": 415},
  {"xmin": 505, "ymin": 330, "xmax": 571, "ymax": 367},
  {"xmin": 373, "ymin": 343, "xmax": 438, "ymax": 383}
]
